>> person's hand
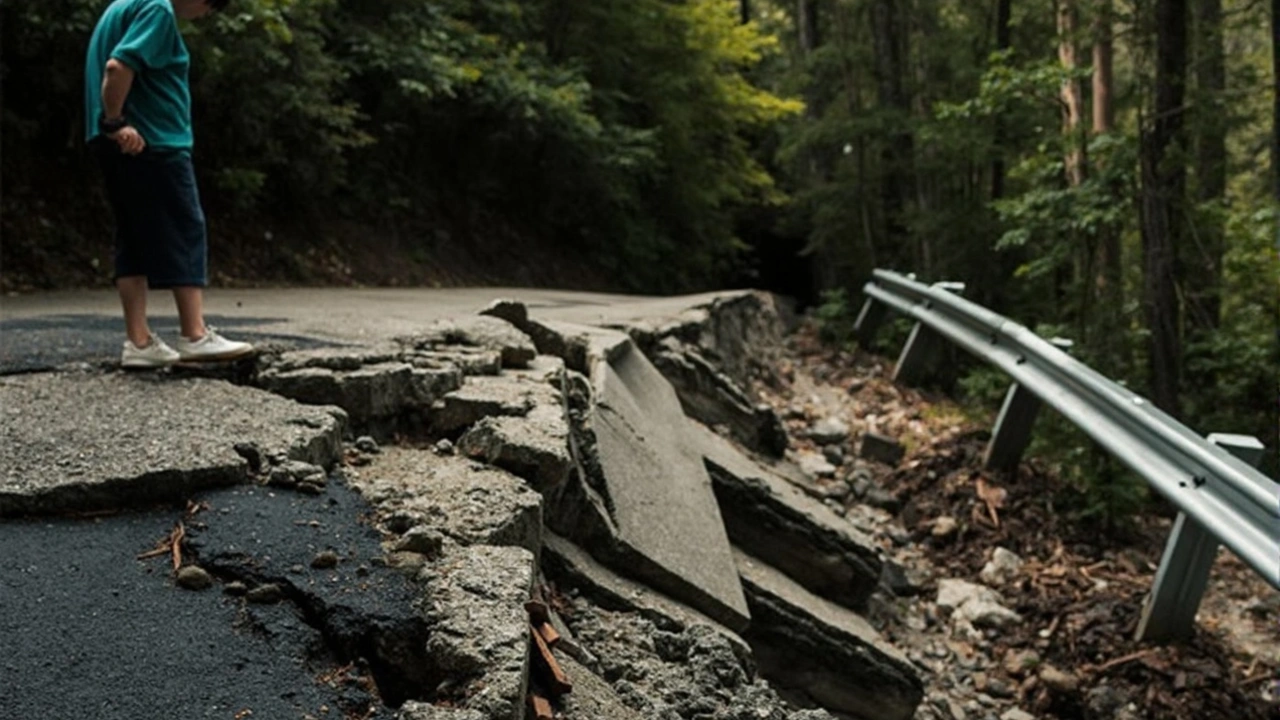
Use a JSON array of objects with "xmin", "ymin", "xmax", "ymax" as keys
[{"xmin": 110, "ymin": 126, "xmax": 146, "ymax": 155}]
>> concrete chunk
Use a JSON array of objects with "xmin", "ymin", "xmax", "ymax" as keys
[
  {"xmin": 259, "ymin": 350, "xmax": 463, "ymax": 432},
  {"xmin": 430, "ymin": 374, "xmax": 556, "ymax": 434},
  {"xmin": 691, "ymin": 423, "xmax": 882, "ymax": 610},
  {"xmin": 648, "ymin": 337, "xmax": 788, "ymax": 457},
  {"xmin": 457, "ymin": 405, "xmax": 571, "ymax": 493},
  {"xmin": 349, "ymin": 447, "xmax": 542, "ymax": 556},
  {"xmin": 419, "ymin": 545, "xmax": 535, "ymax": 720},
  {"xmin": 734, "ymin": 549, "xmax": 924, "ymax": 720},
  {"xmin": 403, "ymin": 316, "xmax": 537, "ymax": 369},
  {"xmin": 0, "ymin": 373, "xmax": 344, "ymax": 516},
  {"xmin": 556, "ymin": 653, "xmax": 647, "ymax": 720}
]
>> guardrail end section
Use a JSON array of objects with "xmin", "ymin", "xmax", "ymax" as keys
[{"xmin": 1135, "ymin": 433, "xmax": 1267, "ymax": 643}]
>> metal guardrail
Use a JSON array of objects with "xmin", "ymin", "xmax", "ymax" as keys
[{"xmin": 856, "ymin": 269, "xmax": 1279, "ymax": 642}]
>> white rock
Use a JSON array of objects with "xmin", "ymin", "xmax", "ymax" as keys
[
  {"xmin": 796, "ymin": 450, "xmax": 837, "ymax": 478},
  {"xmin": 936, "ymin": 579, "xmax": 999, "ymax": 612},
  {"xmin": 808, "ymin": 417, "xmax": 850, "ymax": 444},
  {"xmin": 936, "ymin": 578, "xmax": 1022, "ymax": 629},
  {"xmin": 979, "ymin": 546, "xmax": 1024, "ymax": 586},
  {"xmin": 1000, "ymin": 709, "xmax": 1036, "ymax": 720}
]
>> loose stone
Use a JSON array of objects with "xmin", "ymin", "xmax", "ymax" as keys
[
  {"xmin": 175, "ymin": 565, "xmax": 213, "ymax": 591},
  {"xmin": 246, "ymin": 583, "xmax": 284, "ymax": 604},
  {"xmin": 311, "ymin": 550, "xmax": 339, "ymax": 569}
]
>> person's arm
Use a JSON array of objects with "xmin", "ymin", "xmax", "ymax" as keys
[{"xmin": 100, "ymin": 58, "xmax": 146, "ymax": 154}]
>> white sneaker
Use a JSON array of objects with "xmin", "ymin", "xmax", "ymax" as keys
[
  {"xmin": 121, "ymin": 334, "xmax": 180, "ymax": 369},
  {"xmin": 175, "ymin": 327, "xmax": 255, "ymax": 362}
]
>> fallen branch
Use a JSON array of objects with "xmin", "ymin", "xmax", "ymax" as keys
[
  {"xmin": 1086, "ymin": 649, "xmax": 1158, "ymax": 674},
  {"xmin": 171, "ymin": 522, "xmax": 185, "ymax": 572}
]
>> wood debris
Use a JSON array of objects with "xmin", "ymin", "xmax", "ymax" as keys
[{"xmin": 525, "ymin": 585, "xmax": 571, "ymax": 714}]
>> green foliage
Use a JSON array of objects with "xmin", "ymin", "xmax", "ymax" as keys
[
  {"xmin": 1, "ymin": 0, "xmax": 799, "ymax": 291},
  {"xmin": 813, "ymin": 288, "xmax": 856, "ymax": 345}
]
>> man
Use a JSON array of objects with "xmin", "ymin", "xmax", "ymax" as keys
[{"xmin": 85, "ymin": 0, "xmax": 253, "ymax": 368}]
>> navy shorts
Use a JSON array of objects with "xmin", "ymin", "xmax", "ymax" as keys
[{"xmin": 95, "ymin": 142, "xmax": 208, "ymax": 288}]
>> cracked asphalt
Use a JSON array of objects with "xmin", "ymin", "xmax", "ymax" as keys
[{"xmin": 0, "ymin": 480, "xmax": 415, "ymax": 719}]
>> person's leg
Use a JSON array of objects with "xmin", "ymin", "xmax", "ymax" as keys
[
  {"xmin": 173, "ymin": 286, "xmax": 206, "ymax": 340},
  {"xmin": 118, "ymin": 275, "xmax": 152, "ymax": 347}
]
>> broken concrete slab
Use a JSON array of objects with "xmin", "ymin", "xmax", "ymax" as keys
[
  {"xmin": 401, "ymin": 316, "xmax": 537, "ymax": 369},
  {"xmin": 349, "ymin": 447, "xmax": 543, "ymax": 557},
  {"xmin": 418, "ymin": 544, "xmax": 536, "ymax": 720},
  {"xmin": 0, "ymin": 372, "xmax": 345, "ymax": 516},
  {"xmin": 734, "ymin": 549, "xmax": 924, "ymax": 720},
  {"xmin": 578, "ymin": 339, "xmax": 750, "ymax": 631},
  {"xmin": 408, "ymin": 348, "xmax": 502, "ymax": 377},
  {"xmin": 647, "ymin": 336, "xmax": 789, "ymax": 457},
  {"xmin": 259, "ymin": 347, "xmax": 463, "ymax": 435},
  {"xmin": 541, "ymin": 532, "xmax": 750, "ymax": 661},
  {"xmin": 429, "ymin": 373, "xmax": 561, "ymax": 435},
  {"xmin": 619, "ymin": 292, "xmax": 793, "ymax": 392},
  {"xmin": 457, "ymin": 403, "xmax": 571, "ymax": 493},
  {"xmin": 691, "ymin": 423, "xmax": 882, "ymax": 610}
]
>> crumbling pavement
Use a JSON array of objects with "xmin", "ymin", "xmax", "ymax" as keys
[{"xmin": 0, "ymin": 290, "xmax": 926, "ymax": 720}]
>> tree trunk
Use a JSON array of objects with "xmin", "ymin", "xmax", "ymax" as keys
[
  {"xmin": 1141, "ymin": 0, "xmax": 1188, "ymax": 416},
  {"xmin": 1189, "ymin": 0, "xmax": 1226, "ymax": 330},
  {"xmin": 798, "ymin": 0, "xmax": 820, "ymax": 53},
  {"xmin": 871, "ymin": 0, "xmax": 916, "ymax": 269},
  {"xmin": 1273, "ymin": 0, "xmax": 1279, "ymax": 204},
  {"xmin": 1058, "ymin": 0, "xmax": 1086, "ymax": 187}
]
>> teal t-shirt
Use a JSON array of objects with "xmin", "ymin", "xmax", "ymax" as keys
[{"xmin": 84, "ymin": 0, "xmax": 193, "ymax": 150}]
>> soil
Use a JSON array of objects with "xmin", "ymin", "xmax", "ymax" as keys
[{"xmin": 757, "ymin": 321, "xmax": 1280, "ymax": 720}]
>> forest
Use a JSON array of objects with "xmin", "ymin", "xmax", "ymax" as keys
[{"xmin": 2, "ymin": 0, "xmax": 1278, "ymax": 477}]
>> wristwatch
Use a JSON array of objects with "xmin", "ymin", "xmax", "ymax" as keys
[{"xmin": 99, "ymin": 115, "xmax": 128, "ymax": 134}]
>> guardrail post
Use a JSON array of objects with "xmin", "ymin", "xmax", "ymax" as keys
[
  {"xmin": 1135, "ymin": 433, "xmax": 1266, "ymax": 642},
  {"xmin": 891, "ymin": 281, "xmax": 965, "ymax": 385},
  {"xmin": 892, "ymin": 322, "xmax": 943, "ymax": 385},
  {"xmin": 982, "ymin": 338, "xmax": 1073, "ymax": 472},
  {"xmin": 983, "ymin": 383, "xmax": 1041, "ymax": 472},
  {"xmin": 854, "ymin": 297, "xmax": 887, "ymax": 347}
]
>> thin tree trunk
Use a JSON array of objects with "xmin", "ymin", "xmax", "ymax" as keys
[
  {"xmin": 1091, "ymin": 0, "xmax": 1123, "ymax": 372},
  {"xmin": 1141, "ymin": 0, "xmax": 1188, "ymax": 416},
  {"xmin": 1189, "ymin": 0, "xmax": 1226, "ymax": 330},
  {"xmin": 991, "ymin": 0, "xmax": 1012, "ymax": 202},
  {"xmin": 1058, "ymin": 0, "xmax": 1086, "ymax": 187}
]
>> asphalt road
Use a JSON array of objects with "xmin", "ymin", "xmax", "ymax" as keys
[
  {"xmin": 0, "ymin": 286, "xmax": 730, "ymax": 374},
  {"xmin": 0, "ymin": 481, "xmax": 418, "ymax": 720}
]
